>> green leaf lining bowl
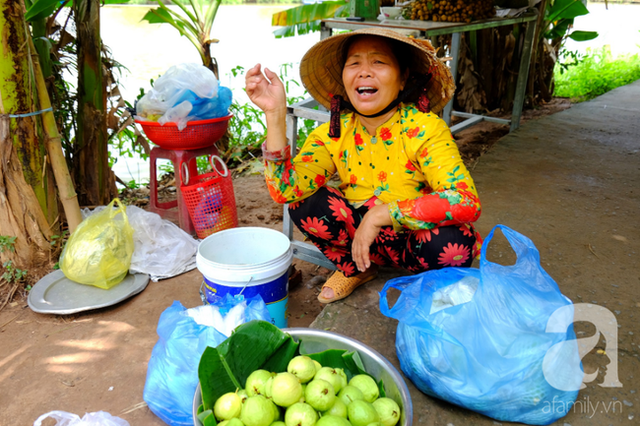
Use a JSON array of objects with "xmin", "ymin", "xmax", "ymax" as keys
[{"xmin": 193, "ymin": 327, "xmax": 413, "ymax": 425}]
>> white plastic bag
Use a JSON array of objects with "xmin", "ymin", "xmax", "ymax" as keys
[
  {"xmin": 34, "ymin": 410, "xmax": 129, "ymax": 426},
  {"xmin": 125, "ymin": 206, "xmax": 199, "ymax": 280},
  {"xmin": 135, "ymin": 63, "xmax": 219, "ymax": 130},
  {"xmin": 81, "ymin": 205, "xmax": 198, "ymax": 281}
]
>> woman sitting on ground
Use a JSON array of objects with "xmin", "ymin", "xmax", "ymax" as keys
[{"xmin": 245, "ymin": 28, "xmax": 482, "ymax": 304}]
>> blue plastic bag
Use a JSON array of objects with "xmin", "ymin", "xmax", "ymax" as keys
[
  {"xmin": 143, "ymin": 296, "xmax": 272, "ymax": 426},
  {"xmin": 380, "ymin": 225, "xmax": 583, "ymax": 425}
]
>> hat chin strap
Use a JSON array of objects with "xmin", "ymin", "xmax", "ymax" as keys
[{"xmin": 329, "ymin": 73, "xmax": 432, "ymax": 138}]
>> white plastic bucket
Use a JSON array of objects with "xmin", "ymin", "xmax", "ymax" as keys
[{"xmin": 196, "ymin": 227, "xmax": 293, "ymax": 328}]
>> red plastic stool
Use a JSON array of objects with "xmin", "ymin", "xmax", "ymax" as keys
[{"xmin": 149, "ymin": 145, "xmax": 220, "ymax": 235}]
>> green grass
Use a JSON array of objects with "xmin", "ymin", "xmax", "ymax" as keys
[{"xmin": 554, "ymin": 45, "xmax": 640, "ymax": 102}]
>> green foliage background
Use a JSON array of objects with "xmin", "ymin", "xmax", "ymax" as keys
[{"xmin": 554, "ymin": 46, "xmax": 640, "ymax": 102}]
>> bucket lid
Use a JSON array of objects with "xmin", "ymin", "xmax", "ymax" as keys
[{"xmin": 196, "ymin": 227, "xmax": 293, "ymax": 284}]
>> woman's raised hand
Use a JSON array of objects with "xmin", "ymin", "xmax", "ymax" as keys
[{"xmin": 245, "ymin": 64, "xmax": 287, "ymax": 115}]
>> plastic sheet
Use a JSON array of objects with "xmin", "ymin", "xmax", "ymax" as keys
[{"xmin": 33, "ymin": 410, "xmax": 129, "ymax": 426}]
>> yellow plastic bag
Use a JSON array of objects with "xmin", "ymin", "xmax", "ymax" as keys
[{"xmin": 60, "ymin": 199, "xmax": 134, "ymax": 289}]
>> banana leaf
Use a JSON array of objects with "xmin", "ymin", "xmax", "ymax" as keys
[
  {"xmin": 568, "ymin": 30, "xmax": 598, "ymax": 42},
  {"xmin": 25, "ymin": 0, "xmax": 128, "ymax": 22},
  {"xmin": 271, "ymin": 1, "xmax": 347, "ymax": 38},
  {"xmin": 197, "ymin": 409, "xmax": 217, "ymax": 426},
  {"xmin": 545, "ymin": 18, "xmax": 573, "ymax": 40},
  {"xmin": 546, "ymin": 0, "xmax": 589, "ymax": 23},
  {"xmin": 262, "ymin": 334, "xmax": 300, "ymax": 373},
  {"xmin": 199, "ymin": 321, "xmax": 290, "ymax": 410}
]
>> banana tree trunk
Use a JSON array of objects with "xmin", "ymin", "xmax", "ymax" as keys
[
  {"xmin": 74, "ymin": 0, "xmax": 117, "ymax": 206},
  {"xmin": 0, "ymin": 0, "xmax": 56, "ymax": 269},
  {"xmin": 203, "ymin": 45, "xmax": 219, "ymax": 79},
  {"xmin": 28, "ymin": 35, "xmax": 83, "ymax": 233}
]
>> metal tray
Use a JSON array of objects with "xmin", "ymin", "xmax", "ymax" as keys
[{"xmin": 28, "ymin": 270, "xmax": 149, "ymax": 315}]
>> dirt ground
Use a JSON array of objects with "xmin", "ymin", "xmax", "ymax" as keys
[{"xmin": 0, "ymin": 99, "xmax": 574, "ymax": 426}]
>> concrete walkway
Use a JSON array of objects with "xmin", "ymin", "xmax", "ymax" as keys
[{"xmin": 311, "ymin": 80, "xmax": 640, "ymax": 425}]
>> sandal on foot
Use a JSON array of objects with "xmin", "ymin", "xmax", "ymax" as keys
[{"xmin": 317, "ymin": 266, "xmax": 379, "ymax": 304}]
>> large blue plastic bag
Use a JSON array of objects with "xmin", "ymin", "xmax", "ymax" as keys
[
  {"xmin": 143, "ymin": 296, "xmax": 272, "ymax": 426},
  {"xmin": 379, "ymin": 225, "xmax": 583, "ymax": 425}
]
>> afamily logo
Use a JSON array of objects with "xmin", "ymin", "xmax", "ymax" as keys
[
  {"xmin": 542, "ymin": 395, "xmax": 624, "ymax": 418},
  {"xmin": 543, "ymin": 303, "xmax": 623, "ymax": 391}
]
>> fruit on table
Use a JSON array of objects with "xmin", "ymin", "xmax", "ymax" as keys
[{"xmin": 410, "ymin": 0, "xmax": 495, "ymax": 23}]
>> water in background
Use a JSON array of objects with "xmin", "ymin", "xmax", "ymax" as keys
[
  {"xmin": 563, "ymin": 3, "xmax": 640, "ymax": 58},
  {"xmin": 102, "ymin": 4, "xmax": 318, "ymax": 184},
  {"xmin": 102, "ymin": 3, "xmax": 640, "ymax": 185}
]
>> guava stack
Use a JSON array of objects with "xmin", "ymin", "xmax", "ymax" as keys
[{"xmin": 210, "ymin": 355, "xmax": 401, "ymax": 426}]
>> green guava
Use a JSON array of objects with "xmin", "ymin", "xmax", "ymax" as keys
[
  {"xmin": 272, "ymin": 372, "xmax": 303, "ymax": 408},
  {"xmin": 214, "ymin": 392, "xmax": 243, "ymax": 420},
  {"xmin": 268, "ymin": 398, "xmax": 281, "ymax": 423},
  {"xmin": 335, "ymin": 368, "xmax": 348, "ymax": 390},
  {"xmin": 304, "ymin": 378, "xmax": 336, "ymax": 411},
  {"xmin": 219, "ymin": 419, "xmax": 244, "ymax": 426},
  {"xmin": 372, "ymin": 397, "xmax": 401, "ymax": 426},
  {"xmin": 265, "ymin": 376, "xmax": 274, "ymax": 398},
  {"xmin": 313, "ymin": 360, "xmax": 322, "ymax": 373},
  {"xmin": 245, "ymin": 369, "xmax": 273, "ymax": 396},
  {"xmin": 349, "ymin": 374, "xmax": 379, "ymax": 403},
  {"xmin": 284, "ymin": 402, "xmax": 318, "ymax": 426},
  {"xmin": 299, "ymin": 384, "xmax": 307, "ymax": 403},
  {"xmin": 315, "ymin": 414, "xmax": 352, "ymax": 426},
  {"xmin": 323, "ymin": 398, "xmax": 347, "ymax": 418},
  {"xmin": 287, "ymin": 356, "xmax": 317, "ymax": 383},
  {"xmin": 240, "ymin": 395, "xmax": 274, "ymax": 426},
  {"xmin": 269, "ymin": 422, "xmax": 286, "ymax": 426},
  {"xmin": 238, "ymin": 389, "xmax": 249, "ymax": 403},
  {"xmin": 337, "ymin": 385, "xmax": 364, "ymax": 406},
  {"xmin": 314, "ymin": 367, "xmax": 343, "ymax": 393},
  {"xmin": 347, "ymin": 400, "xmax": 380, "ymax": 426}
]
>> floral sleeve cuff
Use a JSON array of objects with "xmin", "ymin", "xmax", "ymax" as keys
[
  {"xmin": 387, "ymin": 201, "xmax": 406, "ymax": 233},
  {"xmin": 261, "ymin": 142, "xmax": 291, "ymax": 162}
]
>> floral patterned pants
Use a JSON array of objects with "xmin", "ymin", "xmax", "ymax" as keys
[{"xmin": 288, "ymin": 186, "xmax": 477, "ymax": 277}]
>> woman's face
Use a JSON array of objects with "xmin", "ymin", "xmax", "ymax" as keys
[{"xmin": 342, "ymin": 36, "xmax": 407, "ymax": 117}]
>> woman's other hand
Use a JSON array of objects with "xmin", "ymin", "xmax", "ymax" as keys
[
  {"xmin": 245, "ymin": 64, "xmax": 286, "ymax": 115},
  {"xmin": 352, "ymin": 204, "xmax": 393, "ymax": 272},
  {"xmin": 245, "ymin": 64, "xmax": 288, "ymax": 152}
]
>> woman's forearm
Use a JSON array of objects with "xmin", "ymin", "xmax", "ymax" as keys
[{"xmin": 265, "ymin": 108, "xmax": 288, "ymax": 152}]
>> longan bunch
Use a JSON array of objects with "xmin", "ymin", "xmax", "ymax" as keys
[{"xmin": 410, "ymin": 0, "xmax": 496, "ymax": 23}]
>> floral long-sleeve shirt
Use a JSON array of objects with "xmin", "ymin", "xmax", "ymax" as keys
[{"xmin": 263, "ymin": 104, "xmax": 482, "ymax": 255}]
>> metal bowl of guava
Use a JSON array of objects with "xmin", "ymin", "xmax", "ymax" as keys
[{"xmin": 193, "ymin": 327, "xmax": 413, "ymax": 425}]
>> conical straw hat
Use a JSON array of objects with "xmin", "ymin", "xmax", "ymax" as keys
[{"xmin": 300, "ymin": 28, "xmax": 455, "ymax": 114}]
